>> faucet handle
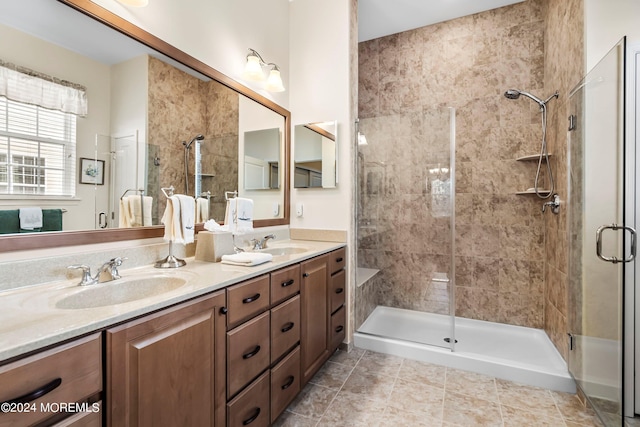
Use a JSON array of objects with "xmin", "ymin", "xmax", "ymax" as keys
[
  {"xmin": 67, "ymin": 265, "xmax": 98, "ymax": 286},
  {"xmin": 109, "ymin": 257, "xmax": 127, "ymax": 279}
]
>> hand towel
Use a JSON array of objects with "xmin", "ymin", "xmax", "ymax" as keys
[
  {"xmin": 161, "ymin": 196, "xmax": 183, "ymax": 243},
  {"xmin": 224, "ymin": 197, "xmax": 254, "ymax": 235},
  {"xmin": 221, "ymin": 252, "xmax": 273, "ymax": 266},
  {"xmin": 119, "ymin": 199, "xmax": 132, "ymax": 228},
  {"xmin": 142, "ymin": 196, "xmax": 153, "ymax": 226},
  {"xmin": 196, "ymin": 198, "xmax": 209, "ymax": 223},
  {"xmin": 19, "ymin": 207, "xmax": 43, "ymax": 230},
  {"xmin": 176, "ymin": 194, "xmax": 195, "ymax": 244}
]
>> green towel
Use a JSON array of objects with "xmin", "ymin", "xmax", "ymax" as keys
[
  {"xmin": 42, "ymin": 209, "xmax": 63, "ymax": 231},
  {"xmin": 0, "ymin": 210, "xmax": 20, "ymax": 234}
]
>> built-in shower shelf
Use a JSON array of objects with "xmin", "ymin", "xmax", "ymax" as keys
[
  {"xmin": 516, "ymin": 189, "xmax": 551, "ymax": 196},
  {"xmin": 516, "ymin": 154, "xmax": 552, "ymax": 161},
  {"xmin": 200, "ymin": 173, "xmax": 215, "ymax": 177}
]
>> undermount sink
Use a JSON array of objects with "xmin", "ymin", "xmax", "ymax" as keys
[
  {"xmin": 259, "ymin": 247, "xmax": 309, "ymax": 256},
  {"xmin": 56, "ymin": 275, "xmax": 187, "ymax": 310}
]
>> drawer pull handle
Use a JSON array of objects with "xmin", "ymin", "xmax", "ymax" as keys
[
  {"xmin": 242, "ymin": 345, "xmax": 261, "ymax": 359},
  {"xmin": 281, "ymin": 279, "xmax": 295, "ymax": 287},
  {"xmin": 2, "ymin": 378, "xmax": 62, "ymax": 405},
  {"xmin": 281, "ymin": 375, "xmax": 295, "ymax": 390},
  {"xmin": 303, "ymin": 273, "xmax": 309, "ymax": 278},
  {"xmin": 242, "ymin": 293, "xmax": 261, "ymax": 304},
  {"xmin": 335, "ymin": 325, "xmax": 344, "ymax": 333},
  {"xmin": 335, "ymin": 288, "xmax": 344, "ymax": 294},
  {"xmin": 281, "ymin": 322, "xmax": 295, "ymax": 333},
  {"xmin": 336, "ymin": 257, "xmax": 343, "ymax": 262},
  {"xmin": 242, "ymin": 407, "xmax": 261, "ymax": 425}
]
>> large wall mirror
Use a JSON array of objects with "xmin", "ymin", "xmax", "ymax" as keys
[
  {"xmin": 294, "ymin": 121, "xmax": 337, "ymax": 188},
  {"xmin": 0, "ymin": 0, "xmax": 290, "ymax": 252}
]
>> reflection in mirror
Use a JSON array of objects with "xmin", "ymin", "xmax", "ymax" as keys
[
  {"xmin": 243, "ymin": 128, "xmax": 280, "ymax": 190},
  {"xmin": 0, "ymin": 0, "xmax": 288, "ymax": 242},
  {"xmin": 294, "ymin": 121, "xmax": 337, "ymax": 188}
]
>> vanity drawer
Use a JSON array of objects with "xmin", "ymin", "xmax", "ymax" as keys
[
  {"xmin": 270, "ymin": 264, "xmax": 300, "ymax": 305},
  {"xmin": 270, "ymin": 295, "xmax": 300, "ymax": 363},
  {"xmin": 328, "ymin": 247, "xmax": 346, "ymax": 274},
  {"xmin": 227, "ymin": 311, "xmax": 271, "ymax": 398},
  {"xmin": 270, "ymin": 346, "xmax": 300, "ymax": 423},
  {"xmin": 227, "ymin": 274, "xmax": 270, "ymax": 329},
  {"xmin": 52, "ymin": 401, "xmax": 101, "ymax": 426},
  {"xmin": 329, "ymin": 268, "xmax": 346, "ymax": 314},
  {"xmin": 227, "ymin": 371, "xmax": 270, "ymax": 427},
  {"xmin": 0, "ymin": 333, "xmax": 101, "ymax": 427},
  {"xmin": 330, "ymin": 306, "xmax": 346, "ymax": 351}
]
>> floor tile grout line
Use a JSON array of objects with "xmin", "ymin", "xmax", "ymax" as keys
[{"xmin": 313, "ymin": 351, "xmax": 362, "ymax": 424}]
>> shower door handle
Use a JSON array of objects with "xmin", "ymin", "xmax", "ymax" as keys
[
  {"xmin": 98, "ymin": 212, "xmax": 108, "ymax": 229},
  {"xmin": 596, "ymin": 224, "xmax": 636, "ymax": 263}
]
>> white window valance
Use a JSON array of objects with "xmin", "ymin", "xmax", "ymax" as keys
[{"xmin": 0, "ymin": 60, "xmax": 87, "ymax": 117}]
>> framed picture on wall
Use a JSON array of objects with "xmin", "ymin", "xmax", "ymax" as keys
[{"xmin": 79, "ymin": 158, "xmax": 105, "ymax": 185}]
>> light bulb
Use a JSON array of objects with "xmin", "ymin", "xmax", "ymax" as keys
[
  {"xmin": 265, "ymin": 68, "xmax": 285, "ymax": 92},
  {"xmin": 243, "ymin": 55, "xmax": 265, "ymax": 81}
]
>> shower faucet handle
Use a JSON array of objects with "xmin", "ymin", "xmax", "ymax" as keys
[{"xmin": 542, "ymin": 194, "xmax": 560, "ymax": 214}]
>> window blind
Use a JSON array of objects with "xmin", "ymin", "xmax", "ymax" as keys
[{"xmin": 0, "ymin": 96, "xmax": 76, "ymax": 196}]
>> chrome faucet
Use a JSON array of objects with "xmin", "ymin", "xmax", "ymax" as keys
[
  {"xmin": 68, "ymin": 257, "xmax": 126, "ymax": 286},
  {"xmin": 251, "ymin": 234, "xmax": 276, "ymax": 250}
]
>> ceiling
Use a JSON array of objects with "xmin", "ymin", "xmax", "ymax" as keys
[{"xmin": 358, "ymin": 0, "xmax": 526, "ymax": 42}]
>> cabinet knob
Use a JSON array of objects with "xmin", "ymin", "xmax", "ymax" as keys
[
  {"xmin": 242, "ymin": 407, "xmax": 261, "ymax": 425},
  {"xmin": 219, "ymin": 307, "xmax": 228, "ymax": 315},
  {"xmin": 302, "ymin": 273, "xmax": 309, "ymax": 278}
]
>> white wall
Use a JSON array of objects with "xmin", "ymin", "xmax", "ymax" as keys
[
  {"xmin": 585, "ymin": 0, "xmax": 640, "ymax": 71},
  {"xmin": 289, "ymin": 0, "xmax": 353, "ymax": 232},
  {"xmin": 90, "ymin": 0, "xmax": 290, "ymax": 109}
]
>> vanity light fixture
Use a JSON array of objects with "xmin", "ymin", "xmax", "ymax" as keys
[
  {"xmin": 242, "ymin": 48, "xmax": 285, "ymax": 92},
  {"xmin": 115, "ymin": 0, "xmax": 149, "ymax": 7}
]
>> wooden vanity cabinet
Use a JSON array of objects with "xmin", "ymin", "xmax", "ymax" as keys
[
  {"xmin": 301, "ymin": 248, "xmax": 347, "ymax": 386},
  {"xmin": 0, "ymin": 333, "xmax": 102, "ymax": 427},
  {"xmin": 106, "ymin": 290, "xmax": 226, "ymax": 427}
]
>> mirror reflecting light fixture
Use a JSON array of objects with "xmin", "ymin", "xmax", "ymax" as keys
[
  {"xmin": 116, "ymin": 0, "xmax": 149, "ymax": 6},
  {"xmin": 242, "ymin": 48, "xmax": 285, "ymax": 92}
]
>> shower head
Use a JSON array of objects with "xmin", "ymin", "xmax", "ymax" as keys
[
  {"xmin": 183, "ymin": 134, "xmax": 204, "ymax": 149},
  {"xmin": 504, "ymin": 89, "xmax": 558, "ymax": 108}
]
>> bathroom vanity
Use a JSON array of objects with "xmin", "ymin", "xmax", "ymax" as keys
[{"xmin": 0, "ymin": 242, "xmax": 346, "ymax": 427}]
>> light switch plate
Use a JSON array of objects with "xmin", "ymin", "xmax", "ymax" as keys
[{"xmin": 296, "ymin": 202, "xmax": 304, "ymax": 217}]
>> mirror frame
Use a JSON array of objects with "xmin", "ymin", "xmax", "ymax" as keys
[{"xmin": 0, "ymin": 0, "xmax": 290, "ymax": 253}]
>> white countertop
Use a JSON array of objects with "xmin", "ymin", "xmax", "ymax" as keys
[{"xmin": 0, "ymin": 240, "xmax": 345, "ymax": 363}]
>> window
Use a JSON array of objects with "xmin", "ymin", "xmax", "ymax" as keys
[{"xmin": 0, "ymin": 96, "xmax": 76, "ymax": 196}]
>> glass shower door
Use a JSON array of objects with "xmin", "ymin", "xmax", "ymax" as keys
[
  {"xmin": 355, "ymin": 107, "xmax": 456, "ymax": 351},
  {"xmin": 567, "ymin": 39, "xmax": 627, "ymax": 426}
]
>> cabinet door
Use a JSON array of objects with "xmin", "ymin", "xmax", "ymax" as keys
[
  {"xmin": 107, "ymin": 290, "xmax": 226, "ymax": 427},
  {"xmin": 300, "ymin": 254, "xmax": 329, "ymax": 385}
]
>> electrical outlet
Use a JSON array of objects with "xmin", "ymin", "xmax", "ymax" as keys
[{"xmin": 296, "ymin": 203, "xmax": 304, "ymax": 217}]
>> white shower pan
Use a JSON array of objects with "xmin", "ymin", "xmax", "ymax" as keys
[{"xmin": 354, "ymin": 306, "xmax": 576, "ymax": 393}]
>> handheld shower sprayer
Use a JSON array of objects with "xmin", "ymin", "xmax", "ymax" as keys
[
  {"xmin": 183, "ymin": 134, "xmax": 205, "ymax": 195},
  {"xmin": 504, "ymin": 89, "xmax": 559, "ymax": 109},
  {"xmin": 183, "ymin": 134, "xmax": 204, "ymax": 150},
  {"xmin": 504, "ymin": 89, "xmax": 559, "ymax": 203}
]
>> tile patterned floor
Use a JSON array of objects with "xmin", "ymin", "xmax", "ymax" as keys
[{"xmin": 274, "ymin": 348, "xmax": 620, "ymax": 427}]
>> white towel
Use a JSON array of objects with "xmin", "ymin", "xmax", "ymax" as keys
[
  {"xmin": 19, "ymin": 207, "xmax": 43, "ymax": 230},
  {"xmin": 224, "ymin": 197, "xmax": 254, "ymax": 235},
  {"xmin": 221, "ymin": 252, "xmax": 273, "ymax": 266},
  {"xmin": 176, "ymin": 195, "xmax": 195, "ymax": 244},
  {"xmin": 142, "ymin": 196, "xmax": 153, "ymax": 226},
  {"xmin": 119, "ymin": 199, "xmax": 132, "ymax": 228},
  {"xmin": 196, "ymin": 198, "xmax": 209, "ymax": 223},
  {"xmin": 161, "ymin": 196, "xmax": 183, "ymax": 243}
]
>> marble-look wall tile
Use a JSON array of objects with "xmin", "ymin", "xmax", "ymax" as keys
[{"xmin": 357, "ymin": 0, "xmax": 551, "ymax": 329}]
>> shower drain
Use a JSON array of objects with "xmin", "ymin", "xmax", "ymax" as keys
[{"xmin": 443, "ymin": 337, "xmax": 458, "ymax": 343}]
